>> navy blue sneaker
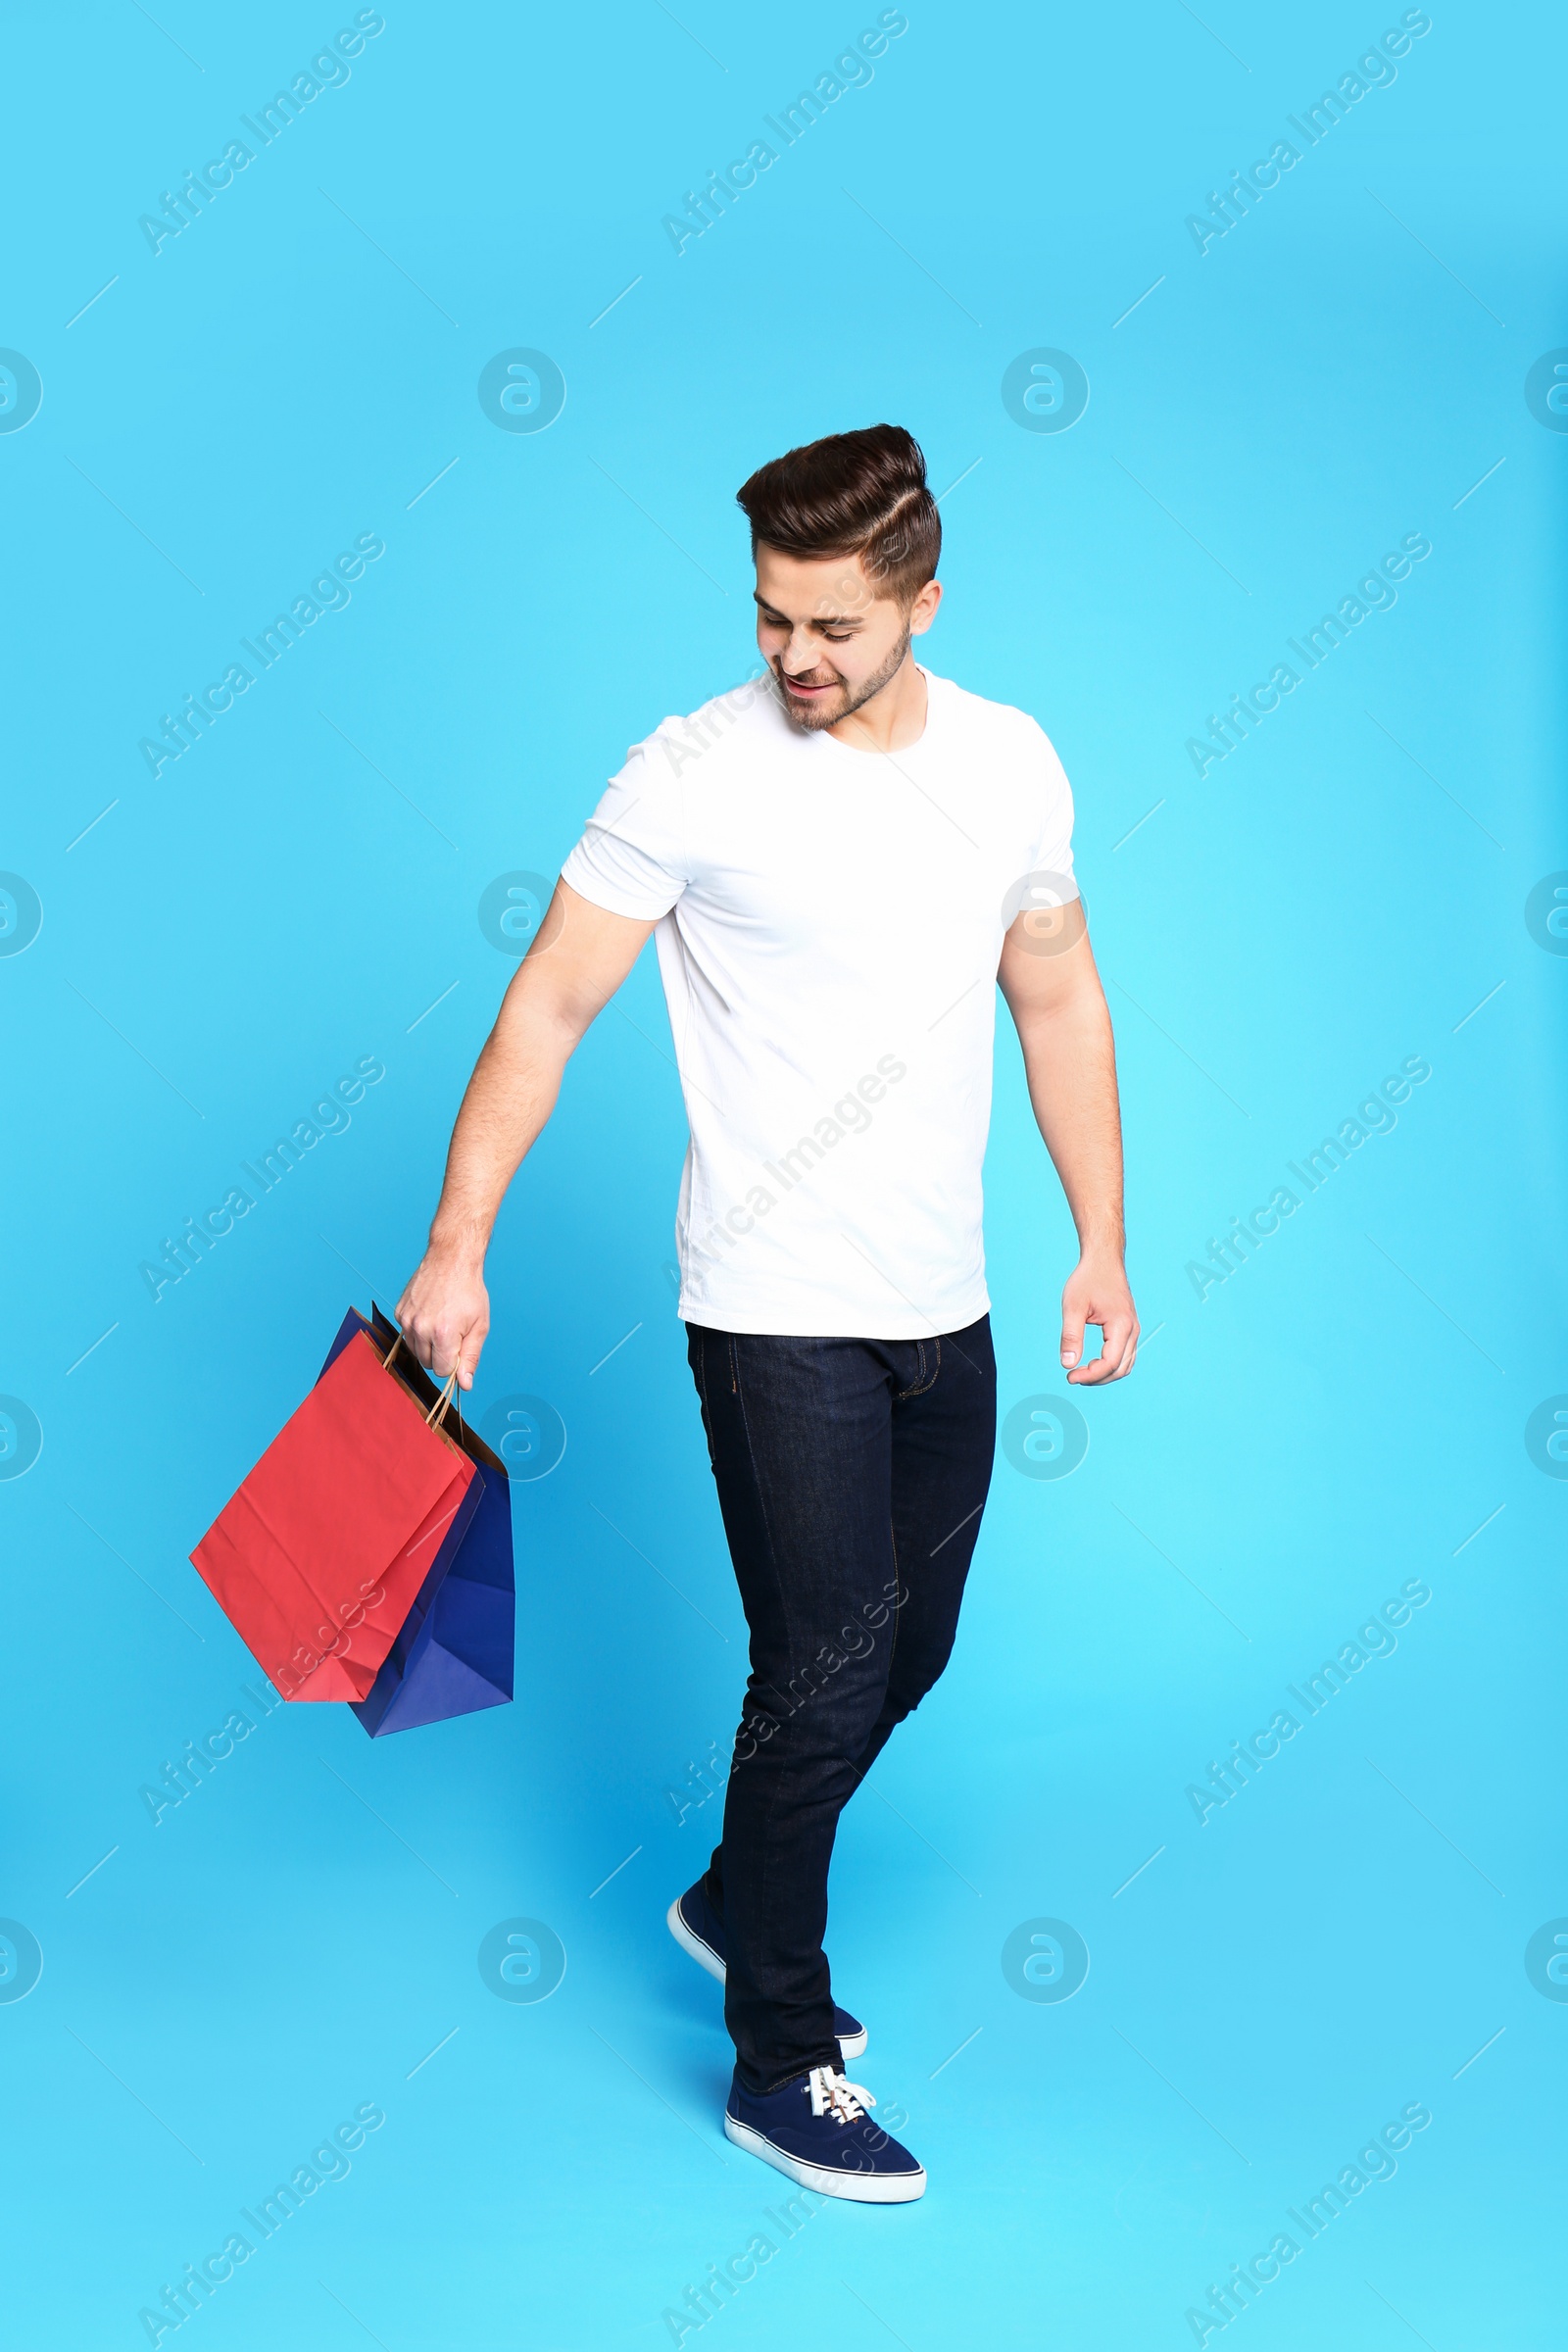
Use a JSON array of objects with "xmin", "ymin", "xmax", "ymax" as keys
[
  {"xmin": 666, "ymin": 1879, "xmax": 867, "ymax": 2060},
  {"xmin": 725, "ymin": 2064, "xmax": 926, "ymax": 2202}
]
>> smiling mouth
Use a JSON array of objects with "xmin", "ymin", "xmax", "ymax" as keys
[{"xmin": 782, "ymin": 672, "xmax": 839, "ymax": 697}]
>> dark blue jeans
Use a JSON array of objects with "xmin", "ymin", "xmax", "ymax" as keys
[{"xmin": 686, "ymin": 1317, "xmax": 997, "ymax": 2093}]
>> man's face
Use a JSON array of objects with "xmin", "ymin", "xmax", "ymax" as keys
[{"xmin": 753, "ymin": 545, "xmax": 941, "ymax": 734}]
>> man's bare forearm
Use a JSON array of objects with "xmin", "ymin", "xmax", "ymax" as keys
[
  {"xmin": 424, "ymin": 1004, "xmax": 575, "ymax": 1265},
  {"xmin": 1002, "ymin": 935, "xmax": 1138, "ymax": 1383},
  {"xmin": 1013, "ymin": 984, "xmax": 1125, "ymax": 1254},
  {"xmin": 395, "ymin": 997, "xmax": 566, "ymax": 1387},
  {"xmin": 997, "ymin": 915, "xmax": 1126, "ymax": 1259},
  {"xmin": 397, "ymin": 884, "xmax": 656, "ymax": 1384}
]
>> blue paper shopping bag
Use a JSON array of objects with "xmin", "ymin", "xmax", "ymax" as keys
[{"xmin": 318, "ymin": 1306, "xmax": 514, "ymax": 1738}]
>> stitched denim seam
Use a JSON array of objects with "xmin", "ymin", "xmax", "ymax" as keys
[
  {"xmin": 690, "ymin": 1328, "xmax": 718, "ymax": 1471},
  {"xmin": 894, "ymin": 1334, "xmax": 942, "ymax": 1400},
  {"xmin": 886, "ymin": 1503, "xmax": 906, "ymax": 1681},
  {"xmin": 728, "ymin": 1339, "xmax": 794, "ymax": 1653},
  {"xmin": 727, "ymin": 1336, "xmax": 817, "ymax": 2069}
]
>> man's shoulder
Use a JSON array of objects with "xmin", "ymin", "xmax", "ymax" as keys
[
  {"xmin": 926, "ymin": 667, "xmax": 1054, "ymax": 758},
  {"xmin": 626, "ymin": 672, "xmax": 787, "ymax": 782}
]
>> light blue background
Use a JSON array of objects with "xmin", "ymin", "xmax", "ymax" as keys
[{"xmin": 3, "ymin": 2, "xmax": 1564, "ymax": 2345}]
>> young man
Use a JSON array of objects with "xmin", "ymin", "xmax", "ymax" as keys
[{"xmin": 397, "ymin": 424, "xmax": 1137, "ymax": 2202}]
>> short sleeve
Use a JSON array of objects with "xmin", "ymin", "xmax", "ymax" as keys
[
  {"xmin": 1025, "ymin": 721, "xmax": 1077, "ymax": 898},
  {"xmin": 559, "ymin": 743, "xmax": 689, "ymax": 921}
]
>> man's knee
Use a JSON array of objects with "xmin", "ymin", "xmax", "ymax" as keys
[
  {"xmin": 744, "ymin": 1646, "xmax": 886, "ymax": 1754},
  {"xmin": 792, "ymin": 1632, "xmax": 886, "ymax": 1705},
  {"xmin": 884, "ymin": 1635, "xmax": 957, "ymax": 1720}
]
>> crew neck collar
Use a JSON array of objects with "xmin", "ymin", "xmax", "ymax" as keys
[{"xmin": 814, "ymin": 662, "xmax": 938, "ymax": 759}]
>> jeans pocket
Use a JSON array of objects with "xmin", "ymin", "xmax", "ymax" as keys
[
  {"xmin": 688, "ymin": 1329, "xmax": 720, "ymax": 1472},
  {"xmin": 894, "ymin": 1338, "xmax": 941, "ymax": 1399}
]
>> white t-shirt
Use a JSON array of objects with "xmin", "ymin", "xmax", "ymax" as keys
[{"xmin": 560, "ymin": 664, "xmax": 1077, "ymax": 1338}]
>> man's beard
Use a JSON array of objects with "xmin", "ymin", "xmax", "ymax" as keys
[{"xmin": 773, "ymin": 621, "xmax": 912, "ymax": 734}]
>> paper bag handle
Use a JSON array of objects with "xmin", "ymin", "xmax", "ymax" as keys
[{"xmin": 381, "ymin": 1326, "xmax": 464, "ymax": 1432}]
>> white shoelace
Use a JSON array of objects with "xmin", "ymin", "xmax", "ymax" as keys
[{"xmin": 808, "ymin": 2066, "xmax": 876, "ymax": 2124}]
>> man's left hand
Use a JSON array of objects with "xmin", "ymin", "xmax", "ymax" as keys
[{"xmin": 1060, "ymin": 1251, "xmax": 1139, "ymax": 1384}]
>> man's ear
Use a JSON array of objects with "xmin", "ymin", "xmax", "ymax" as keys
[{"xmin": 908, "ymin": 577, "xmax": 942, "ymax": 636}]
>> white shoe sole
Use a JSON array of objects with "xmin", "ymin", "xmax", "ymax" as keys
[
  {"xmin": 665, "ymin": 1898, "xmax": 869, "ymax": 2059},
  {"xmin": 724, "ymin": 2111, "xmax": 926, "ymax": 2203},
  {"xmin": 666, "ymin": 1895, "xmax": 725, "ymax": 1984}
]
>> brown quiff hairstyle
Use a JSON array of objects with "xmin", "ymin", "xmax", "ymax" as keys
[{"xmin": 735, "ymin": 423, "xmax": 941, "ymax": 607}]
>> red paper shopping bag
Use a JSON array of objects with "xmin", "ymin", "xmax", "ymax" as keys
[{"xmin": 191, "ymin": 1325, "xmax": 477, "ymax": 1701}]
